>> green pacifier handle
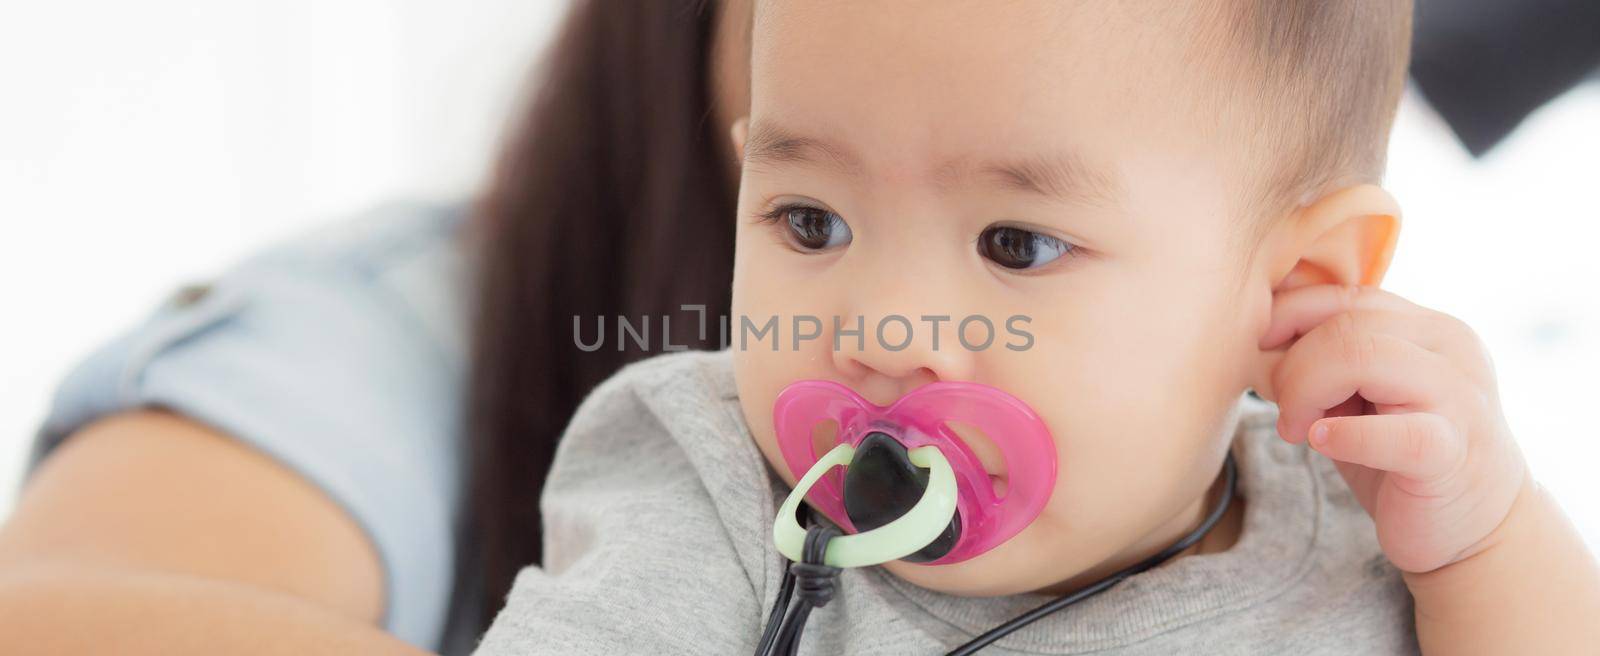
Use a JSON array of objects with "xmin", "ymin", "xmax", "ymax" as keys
[{"xmin": 773, "ymin": 442, "xmax": 958, "ymax": 568}]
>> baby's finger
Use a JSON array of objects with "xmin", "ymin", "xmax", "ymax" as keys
[
  {"xmin": 1272, "ymin": 326, "xmax": 1463, "ymax": 444},
  {"xmin": 1309, "ymin": 412, "xmax": 1466, "ymax": 482},
  {"xmin": 1259, "ymin": 284, "xmax": 1420, "ymax": 350}
]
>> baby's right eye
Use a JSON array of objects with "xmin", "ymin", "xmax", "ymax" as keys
[{"xmin": 767, "ymin": 204, "xmax": 853, "ymax": 252}]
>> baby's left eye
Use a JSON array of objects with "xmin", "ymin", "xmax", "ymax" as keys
[{"xmin": 978, "ymin": 225, "xmax": 1076, "ymax": 270}]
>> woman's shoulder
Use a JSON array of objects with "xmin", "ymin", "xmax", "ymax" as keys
[
  {"xmin": 37, "ymin": 198, "xmax": 477, "ymax": 448},
  {"xmin": 225, "ymin": 199, "xmax": 474, "ymax": 364},
  {"xmin": 253, "ymin": 198, "xmax": 468, "ymax": 268},
  {"xmin": 31, "ymin": 198, "xmax": 478, "ymax": 650}
]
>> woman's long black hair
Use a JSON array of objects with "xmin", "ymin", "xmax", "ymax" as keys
[{"xmin": 461, "ymin": 0, "xmax": 738, "ymax": 636}]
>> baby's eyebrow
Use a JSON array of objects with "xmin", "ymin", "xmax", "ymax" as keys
[
  {"xmin": 964, "ymin": 152, "xmax": 1122, "ymax": 208},
  {"xmin": 744, "ymin": 122, "xmax": 1120, "ymax": 207},
  {"xmin": 743, "ymin": 123, "xmax": 865, "ymax": 176}
]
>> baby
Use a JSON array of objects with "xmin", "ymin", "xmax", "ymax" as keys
[{"xmin": 476, "ymin": 2, "xmax": 1600, "ymax": 654}]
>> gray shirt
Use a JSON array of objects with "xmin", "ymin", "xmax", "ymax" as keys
[{"xmin": 475, "ymin": 349, "xmax": 1418, "ymax": 655}]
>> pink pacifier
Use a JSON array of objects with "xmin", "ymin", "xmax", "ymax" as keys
[{"xmin": 771, "ymin": 379, "xmax": 1057, "ymax": 568}]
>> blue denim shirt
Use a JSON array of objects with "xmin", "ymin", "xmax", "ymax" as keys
[{"xmin": 30, "ymin": 201, "xmax": 474, "ymax": 652}]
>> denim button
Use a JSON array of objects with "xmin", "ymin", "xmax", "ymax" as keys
[{"xmin": 167, "ymin": 282, "xmax": 213, "ymax": 308}]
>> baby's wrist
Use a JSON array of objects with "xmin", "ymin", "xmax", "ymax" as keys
[
  {"xmin": 1400, "ymin": 474, "xmax": 1600, "ymax": 652},
  {"xmin": 1401, "ymin": 471, "xmax": 1552, "ymax": 599}
]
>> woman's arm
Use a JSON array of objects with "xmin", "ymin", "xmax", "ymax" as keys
[{"xmin": 0, "ymin": 410, "xmax": 430, "ymax": 655}]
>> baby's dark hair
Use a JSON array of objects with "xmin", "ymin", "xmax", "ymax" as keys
[{"xmin": 1187, "ymin": 0, "xmax": 1414, "ymax": 246}]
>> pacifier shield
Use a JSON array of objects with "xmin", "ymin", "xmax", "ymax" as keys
[{"xmin": 773, "ymin": 379, "xmax": 1057, "ymax": 565}]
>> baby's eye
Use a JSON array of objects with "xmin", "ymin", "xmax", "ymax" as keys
[
  {"xmin": 978, "ymin": 225, "xmax": 1076, "ymax": 270},
  {"xmin": 774, "ymin": 205, "xmax": 852, "ymax": 252}
]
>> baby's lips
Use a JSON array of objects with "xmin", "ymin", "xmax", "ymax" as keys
[
  {"xmin": 772, "ymin": 379, "xmax": 1058, "ymax": 565},
  {"xmin": 942, "ymin": 420, "xmax": 1010, "ymax": 494}
]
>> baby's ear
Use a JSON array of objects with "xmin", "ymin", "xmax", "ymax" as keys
[
  {"xmin": 1269, "ymin": 184, "xmax": 1401, "ymax": 292},
  {"xmin": 730, "ymin": 117, "xmax": 750, "ymax": 161},
  {"xmin": 1247, "ymin": 184, "xmax": 1402, "ymax": 401}
]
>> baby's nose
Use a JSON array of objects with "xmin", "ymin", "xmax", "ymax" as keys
[{"xmin": 832, "ymin": 328, "xmax": 974, "ymax": 405}]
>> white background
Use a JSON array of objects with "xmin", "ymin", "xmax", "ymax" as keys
[
  {"xmin": 2, "ymin": 2, "xmax": 1598, "ymax": 554},
  {"xmin": 0, "ymin": 0, "xmax": 565, "ymax": 510}
]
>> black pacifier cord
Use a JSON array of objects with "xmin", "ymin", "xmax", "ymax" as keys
[
  {"xmin": 943, "ymin": 452, "xmax": 1238, "ymax": 655},
  {"xmin": 755, "ymin": 524, "xmax": 843, "ymax": 656},
  {"xmin": 754, "ymin": 554, "xmax": 798, "ymax": 655},
  {"xmin": 755, "ymin": 453, "xmax": 1238, "ymax": 656}
]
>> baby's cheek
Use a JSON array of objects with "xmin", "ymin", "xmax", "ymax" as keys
[
  {"xmin": 1015, "ymin": 408, "xmax": 1206, "ymax": 558},
  {"xmin": 1034, "ymin": 448, "xmax": 1146, "ymax": 549},
  {"xmin": 732, "ymin": 355, "xmax": 796, "ymax": 484}
]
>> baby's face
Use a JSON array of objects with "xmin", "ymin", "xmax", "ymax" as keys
[{"xmin": 732, "ymin": 2, "xmax": 1273, "ymax": 595}]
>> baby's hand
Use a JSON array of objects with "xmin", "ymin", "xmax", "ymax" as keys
[{"xmin": 1256, "ymin": 283, "xmax": 1529, "ymax": 573}]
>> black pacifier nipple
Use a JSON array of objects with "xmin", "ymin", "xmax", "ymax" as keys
[{"xmin": 842, "ymin": 431, "xmax": 961, "ymax": 562}]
